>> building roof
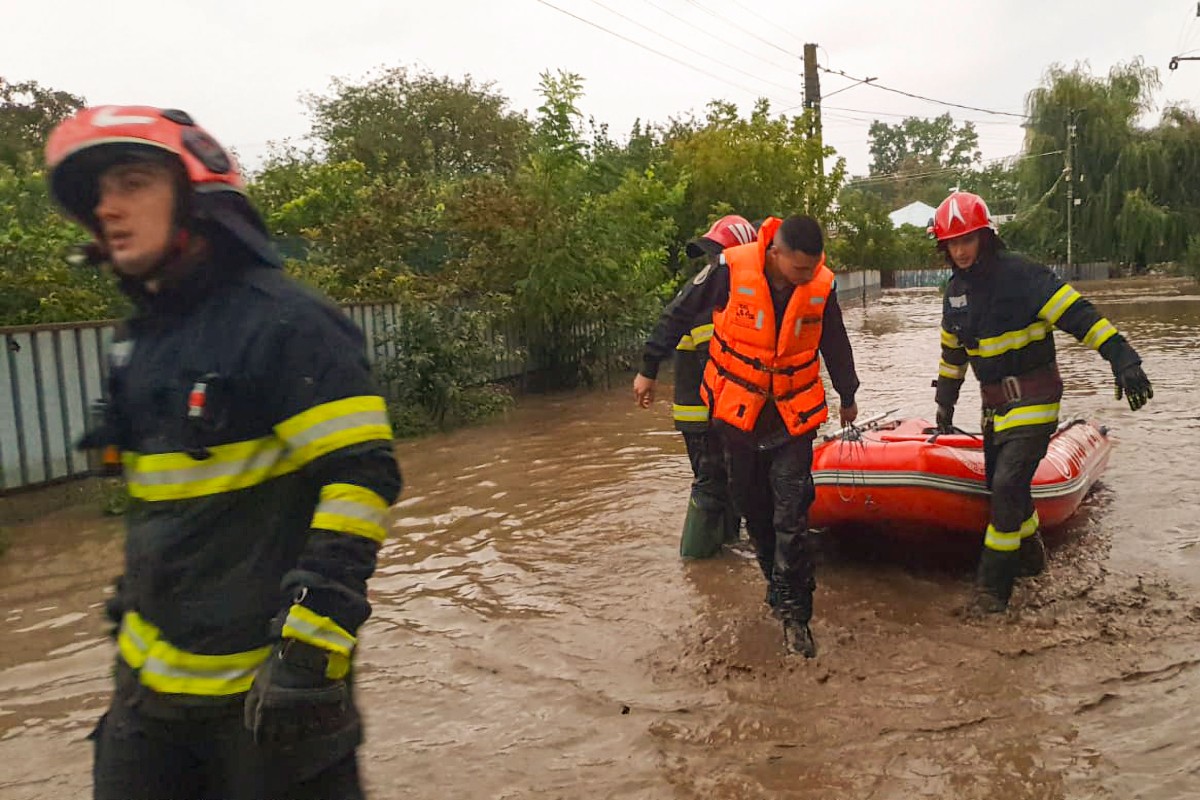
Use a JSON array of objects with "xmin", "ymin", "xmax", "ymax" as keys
[{"xmin": 888, "ymin": 200, "xmax": 937, "ymax": 229}]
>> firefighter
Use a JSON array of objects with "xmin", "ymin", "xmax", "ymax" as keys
[
  {"xmin": 930, "ymin": 191, "xmax": 1152, "ymax": 614},
  {"xmin": 635, "ymin": 215, "xmax": 860, "ymax": 657},
  {"xmin": 634, "ymin": 215, "xmax": 757, "ymax": 558},
  {"xmin": 45, "ymin": 106, "xmax": 402, "ymax": 799}
]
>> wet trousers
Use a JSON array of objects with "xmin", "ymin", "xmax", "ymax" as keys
[
  {"xmin": 682, "ymin": 430, "xmax": 731, "ymax": 514},
  {"xmin": 723, "ymin": 433, "xmax": 818, "ymax": 622},
  {"xmin": 91, "ymin": 678, "xmax": 363, "ymax": 800},
  {"xmin": 982, "ymin": 422, "xmax": 1054, "ymax": 553}
]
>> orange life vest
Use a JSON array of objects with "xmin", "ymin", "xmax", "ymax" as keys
[{"xmin": 702, "ymin": 218, "xmax": 834, "ymax": 437}]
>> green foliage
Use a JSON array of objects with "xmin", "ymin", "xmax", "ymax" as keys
[
  {"xmin": 304, "ymin": 66, "xmax": 530, "ymax": 177},
  {"xmin": 1, "ymin": 78, "xmax": 86, "ymax": 167},
  {"xmin": 0, "ymin": 159, "xmax": 129, "ymax": 325},
  {"xmin": 1182, "ymin": 234, "xmax": 1200, "ymax": 282},
  {"xmin": 374, "ymin": 297, "xmax": 515, "ymax": 436},
  {"xmin": 666, "ymin": 99, "xmax": 845, "ymax": 254},
  {"xmin": 861, "ymin": 113, "xmax": 981, "ymax": 208}
]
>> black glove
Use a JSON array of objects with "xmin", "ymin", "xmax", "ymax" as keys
[
  {"xmin": 936, "ymin": 405, "xmax": 955, "ymax": 434},
  {"xmin": 103, "ymin": 575, "xmax": 126, "ymax": 640},
  {"xmin": 1114, "ymin": 363, "xmax": 1153, "ymax": 411},
  {"xmin": 244, "ymin": 639, "xmax": 352, "ymax": 746}
]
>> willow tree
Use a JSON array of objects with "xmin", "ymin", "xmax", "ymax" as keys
[{"xmin": 1009, "ymin": 58, "xmax": 1198, "ymax": 267}]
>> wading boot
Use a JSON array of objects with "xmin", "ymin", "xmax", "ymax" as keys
[
  {"xmin": 782, "ymin": 617, "xmax": 817, "ymax": 658},
  {"xmin": 1017, "ymin": 530, "xmax": 1047, "ymax": 578},
  {"xmin": 678, "ymin": 498, "xmax": 725, "ymax": 559},
  {"xmin": 967, "ymin": 548, "xmax": 1019, "ymax": 615}
]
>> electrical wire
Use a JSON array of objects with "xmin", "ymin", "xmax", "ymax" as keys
[
  {"xmin": 640, "ymin": 0, "xmax": 803, "ymax": 78},
  {"xmin": 845, "ymin": 149, "xmax": 1064, "ymax": 187},
  {"xmin": 582, "ymin": 0, "xmax": 803, "ymax": 97},
  {"xmin": 682, "ymin": 0, "xmax": 798, "ymax": 59},
  {"xmin": 819, "ymin": 66, "xmax": 1029, "ymax": 119},
  {"xmin": 531, "ymin": 0, "xmax": 794, "ymax": 104}
]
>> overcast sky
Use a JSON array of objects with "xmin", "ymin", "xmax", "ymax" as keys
[{"xmin": 6, "ymin": 0, "xmax": 1199, "ymax": 178}]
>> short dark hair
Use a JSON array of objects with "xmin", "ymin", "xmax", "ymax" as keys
[{"xmin": 776, "ymin": 215, "xmax": 823, "ymax": 256}]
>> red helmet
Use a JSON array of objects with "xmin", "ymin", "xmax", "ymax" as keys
[
  {"xmin": 686, "ymin": 214, "xmax": 757, "ymax": 258},
  {"xmin": 45, "ymin": 106, "xmax": 280, "ymax": 267},
  {"xmin": 931, "ymin": 191, "xmax": 995, "ymax": 242}
]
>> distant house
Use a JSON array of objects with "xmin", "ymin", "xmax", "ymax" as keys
[{"xmin": 888, "ymin": 201, "xmax": 937, "ymax": 229}]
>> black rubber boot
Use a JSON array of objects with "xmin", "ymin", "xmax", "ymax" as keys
[
  {"xmin": 968, "ymin": 548, "xmax": 1019, "ymax": 614},
  {"xmin": 782, "ymin": 618, "xmax": 817, "ymax": 658},
  {"xmin": 1017, "ymin": 531, "xmax": 1047, "ymax": 578}
]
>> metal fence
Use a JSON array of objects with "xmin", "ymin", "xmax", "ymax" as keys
[
  {"xmin": 1, "ymin": 269, "xmax": 883, "ymax": 494},
  {"xmin": 891, "ymin": 262, "xmax": 1112, "ymax": 289}
]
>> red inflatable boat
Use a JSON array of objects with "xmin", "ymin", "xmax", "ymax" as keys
[{"xmin": 809, "ymin": 415, "xmax": 1112, "ymax": 536}]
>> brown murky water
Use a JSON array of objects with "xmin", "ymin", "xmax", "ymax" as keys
[{"xmin": 2, "ymin": 276, "xmax": 1200, "ymax": 799}]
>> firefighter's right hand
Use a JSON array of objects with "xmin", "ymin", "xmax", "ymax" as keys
[
  {"xmin": 936, "ymin": 405, "xmax": 955, "ymax": 434},
  {"xmin": 633, "ymin": 374, "xmax": 656, "ymax": 408},
  {"xmin": 244, "ymin": 640, "xmax": 352, "ymax": 746}
]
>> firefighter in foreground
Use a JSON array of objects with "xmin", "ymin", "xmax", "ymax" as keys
[
  {"xmin": 46, "ymin": 106, "xmax": 401, "ymax": 799},
  {"xmin": 635, "ymin": 216, "xmax": 860, "ymax": 657},
  {"xmin": 931, "ymin": 191, "xmax": 1152, "ymax": 614},
  {"xmin": 634, "ymin": 214, "xmax": 757, "ymax": 558}
]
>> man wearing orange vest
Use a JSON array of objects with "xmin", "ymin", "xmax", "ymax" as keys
[{"xmin": 635, "ymin": 215, "xmax": 860, "ymax": 657}]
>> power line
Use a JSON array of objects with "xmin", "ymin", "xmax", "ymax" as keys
[
  {"xmin": 582, "ymin": 0, "xmax": 803, "ymax": 97},
  {"xmin": 682, "ymin": 0, "xmax": 798, "ymax": 59},
  {"xmin": 845, "ymin": 149, "xmax": 1063, "ymax": 187},
  {"xmin": 531, "ymin": 0, "xmax": 793, "ymax": 105},
  {"xmin": 640, "ymin": 0, "xmax": 802, "ymax": 78},
  {"xmin": 823, "ymin": 105, "xmax": 1024, "ymax": 127},
  {"xmin": 819, "ymin": 66, "xmax": 1029, "ymax": 119}
]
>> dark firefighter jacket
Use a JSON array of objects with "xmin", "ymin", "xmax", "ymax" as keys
[
  {"xmin": 95, "ymin": 253, "xmax": 402, "ymax": 705},
  {"xmin": 670, "ymin": 300, "xmax": 715, "ymax": 433},
  {"xmin": 641, "ymin": 258, "xmax": 859, "ymax": 450},
  {"xmin": 935, "ymin": 250, "xmax": 1141, "ymax": 439}
]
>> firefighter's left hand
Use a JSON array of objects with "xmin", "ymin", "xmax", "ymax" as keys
[
  {"xmin": 633, "ymin": 373, "xmax": 656, "ymax": 408},
  {"xmin": 244, "ymin": 640, "xmax": 353, "ymax": 745},
  {"xmin": 839, "ymin": 402, "xmax": 858, "ymax": 427},
  {"xmin": 1114, "ymin": 363, "xmax": 1153, "ymax": 411}
]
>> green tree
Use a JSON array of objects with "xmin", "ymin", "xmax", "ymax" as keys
[
  {"xmin": 665, "ymin": 98, "xmax": 845, "ymax": 266},
  {"xmin": 305, "ymin": 66, "xmax": 531, "ymax": 178},
  {"xmin": 0, "ymin": 78, "xmax": 85, "ymax": 167}
]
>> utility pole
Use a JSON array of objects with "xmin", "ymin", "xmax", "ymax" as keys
[
  {"xmin": 1066, "ymin": 110, "xmax": 1079, "ymax": 279},
  {"xmin": 803, "ymin": 43, "xmax": 822, "ymax": 179}
]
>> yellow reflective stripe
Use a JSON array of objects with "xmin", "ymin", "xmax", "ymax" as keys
[
  {"xmin": 1038, "ymin": 285, "xmax": 1081, "ymax": 324},
  {"xmin": 124, "ymin": 436, "xmax": 295, "ymax": 501},
  {"xmin": 938, "ymin": 359, "xmax": 968, "ymax": 380},
  {"xmin": 940, "ymin": 328, "xmax": 961, "ymax": 349},
  {"xmin": 676, "ymin": 334, "xmax": 696, "ymax": 351},
  {"xmin": 275, "ymin": 395, "xmax": 394, "ymax": 467},
  {"xmin": 117, "ymin": 611, "xmax": 269, "ymax": 696},
  {"xmin": 993, "ymin": 402, "xmax": 1060, "ymax": 433},
  {"xmin": 1082, "ymin": 319, "xmax": 1118, "ymax": 350},
  {"xmin": 690, "ymin": 323, "xmax": 714, "ymax": 345},
  {"xmin": 117, "ymin": 611, "xmax": 157, "ymax": 669},
  {"xmin": 312, "ymin": 483, "xmax": 389, "ymax": 543},
  {"xmin": 282, "ymin": 604, "xmax": 357, "ymax": 657},
  {"xmin": 984, "ymin": 524, "xmax": 1022, "ymax": 552},
  {"xmin": 672, "ymin": 403, "xmax": 710, "ymax": 423},
  {"xmin": 966, "ymin": 321, "xmax": 1051, "ymax": 359},
  {"xmin": 326, "ymin": 651, "xmax": 351, "ymax": 681},
  {"xmin": 1019, "ymin": 511, "xmax": 1040, "ymax": 540}
]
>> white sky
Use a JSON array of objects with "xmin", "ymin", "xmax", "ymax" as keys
[{"xmin": 6, "ymin": 0, "xmax": 1200, "ymax": 177}]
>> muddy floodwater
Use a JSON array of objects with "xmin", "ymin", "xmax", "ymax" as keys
[{"xmin": 2, "ymin": 276, "xmax": 1200, "ymax": 799}]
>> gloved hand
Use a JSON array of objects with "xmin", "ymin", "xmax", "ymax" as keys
[
  {"xmin": 244, "ymin": 639, "xmax": 352, "ymax": 746},
  {"xmin": 936, "ymin": 405, "xmax": 955, "ymax": 434},
  {"xmin": 1114, "ymin": 363, "xmax": 1153, "ymax": 411}
]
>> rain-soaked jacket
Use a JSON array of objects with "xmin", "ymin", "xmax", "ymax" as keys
[{"xmin": 96, "ymin": 252, "xmax": 401, "ymax": 707}]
